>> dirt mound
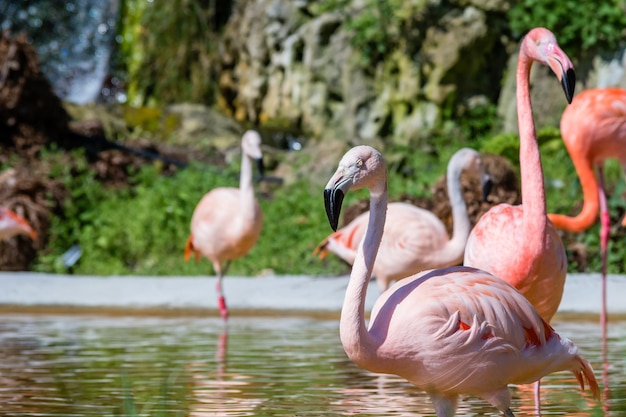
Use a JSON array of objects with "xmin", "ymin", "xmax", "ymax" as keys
[{"xmin": 0, "ymin": 32, "xmax": 71, "ymax": 160}]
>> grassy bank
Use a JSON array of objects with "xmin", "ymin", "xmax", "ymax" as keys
[{"xmin": 24, "ymin": 127, "xmax": 626, "ymax": 277}]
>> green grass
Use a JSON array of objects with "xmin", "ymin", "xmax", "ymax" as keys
[
  {"xmin": 30, "ymin": 128, "xmax": 626, "ymax": 276},
  {"xmin": 32, "ymin": 153, "xmax": 350, "ymax": 276}
]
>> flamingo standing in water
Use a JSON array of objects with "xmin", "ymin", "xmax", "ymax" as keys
[
  {"xmin": 314, "ymin": 148, "xmax": 491, "ymax": 292},
  {"xmin": 185, "ymin": 130, "xmax": 264, "ymax": 320},
  {"xmin": 323, "ymin": 145, "xmax": 599, "ymax": 417},
  {"xmin": 547, "ymin": 87, "xmax": 626, "ymax": 336},
  {"xmin": 463, "ymin": 28, "xmax": 575, "ymax": 405},
  {"xmin": 463, "ymin": 27, "xmax": 575, "ymax": 323},
  {"xmin": 0, "ymin": 207, "xmax": 37, "ymax": 241}
]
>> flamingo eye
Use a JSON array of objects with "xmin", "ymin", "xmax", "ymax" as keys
[{"xmin": 356, "ymin": 159, "xmax": 363, "ymax": 168}]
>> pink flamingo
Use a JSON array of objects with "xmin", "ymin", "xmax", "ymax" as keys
[
  {"xmin": 314, "ymin": 148, "xmax": 491, "ymax": 292},
  {"xmin": 463, "ymin": 27, "xmax": 575, "ymax": 323},
  {"xmin": 547, "ymin": 87, "xmax": 626, "ymax": 338},
  {"xmin": 463, "ymin": 28, "xmax": 575, "ymax": 406},
  {"xmin": 323, "ymin": 145, "xmax": 599, "ymax": 417},
  {"xmin": 0, "ymin": 207, "xmax": 37, "ymax": 241},
  {"xmin": 185, "ymin": 130, "xmax": 264, "ymax": 320},
  {"xmin": 547, "ymin": 87, "xmax": 626, "ymax": 407}
]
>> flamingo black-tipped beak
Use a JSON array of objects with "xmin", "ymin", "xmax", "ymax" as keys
[
  {"xmin": 561, "ymin": 68, "xmax": 576, "ymax": 104},
  {"xmin": 256, "ymin": 157, "xmax": 265, "ymax": 180},
  {"xmin": 324, "ymin": 187, "xmax": 344, "ymax": 232},
  {"xmin": 482, "ymin": 176, "xmax": 493, "ymax": 202}
]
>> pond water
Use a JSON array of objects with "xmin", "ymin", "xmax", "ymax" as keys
[{"xmin": 0, "ymin": 312, "xmax": 623, "ymax": 417}]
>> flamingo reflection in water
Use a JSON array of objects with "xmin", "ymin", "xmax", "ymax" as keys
[
  {"xmin": 187, "ymin": 330, "xmax": 265, "ymax": 416},
  {"xmin": 332, "ymin": 365, "xmax": 603, "ymax": 417}
]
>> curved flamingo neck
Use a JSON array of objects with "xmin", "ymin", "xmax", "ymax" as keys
[
  {"xmin": 340, "ymin": 179, "xmax": 387, "ymax": 367},
  {"xmin": 446, "ymin": 159, "xmax": 472, "ymax": 257},
  {"xmin": 239, "ymin": 150, "xmax": 256, "ymax": 220},
  {"xmin": 548, "ymin": 158, "xmax": 600, "ymax": 232},
  {"xmin": 516, "ymin": 49, "xmax": 548, "ymax": 264}
]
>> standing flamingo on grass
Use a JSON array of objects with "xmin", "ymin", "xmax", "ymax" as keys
[
  {"xmin": 314, "ymin": 147, "xmax": 491, "ymax": 292},
  {"xmin": 185, "ymin": 130, "xmax": 264, "ymax": 320},
  {"xmin": 547, "ymin": 87, "xmax": 626, "ymax": 337},
  {"xmin": 323, "ymin": 145, "xmax": 599, "ymax": 417},
  {"xmin": 0, "ymin": 207, "xmax": 37, "ymax": 241}
]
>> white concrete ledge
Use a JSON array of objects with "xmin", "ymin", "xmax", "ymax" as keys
[{"xmin": 0, "ymin": 272, "xmax": 623, "ymax": 316}]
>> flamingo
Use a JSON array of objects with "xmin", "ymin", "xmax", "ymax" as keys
[
  {"xmin": 314, "ymin": 147, "xmax": 491, "ymax": 292},
  {"xmin": 463, "ymin": 28, "xmax": 575, "ymax": 406},
  {"xmin": 323, "ymin": 145, "xmax": 599, "ymax": 417},
  {"xmin": 0, "ymin": 207, "xmax": 37, "ymax": 241},
  {"xmin": 185, "ymin": 130, "xmax": 264, "ymax": 320},
  {"xmin": 463, "ymin": 27, "xmax": 575, "ymax": 324},
  {"xmin": 547, "ymin": 87, "xmax": 626, "ymax": 338}
]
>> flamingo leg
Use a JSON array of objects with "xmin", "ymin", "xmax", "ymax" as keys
[
  {"xmin": 597, "ymin": 165, "xmax": 610, "ymax": 411},
  {"xmin": 596, "ymin": 165, "xmax": 608, "ymax": 342},
  {"xmin": 428, "ymin": 392, "xmax": 459, "ymax": 417},
  {"xmin": 222, "ymin": 260, "xmax": 232, "ymax": 277},
  {"xmin": 216, "ymin": 276, "xmax": 228, "ymax": 321},
  {"xmin": 533, "ymin": 379, "xmax": 541, "ymax": 415},
  {"xmin": 214, "ymin": 262, "xmax": 229, "ymax": 321}
]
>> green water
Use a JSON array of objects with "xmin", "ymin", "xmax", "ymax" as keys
[{"xmin": 0, "ymin": 313, "xmax": 622, "ymax": 416}]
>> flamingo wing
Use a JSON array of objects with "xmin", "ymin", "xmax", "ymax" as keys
[
  {"xmin": 376, "ymin": 203, "xmax": 451, "ymax": 271},
  {"xmin": 464, "ymin": 204, "xmax": 567, "ymax": 321},
  {"xmin": 313, "ymin": 211, "xmax": 368, "ymax": 261},
  {"xmin": 315, "ymin": 203, "xmax": 452, "ymax": 284},
  {"xmin": 368, "ymin": 266, "xmax": 583, "ymax": 395},
  {"xmin": 561, "ymin": 88, "xmax": 626, "ymax": 164},
  {"xmin": 0, "ymin": 207, "xmax": 37, "ymax": 241},
  {"xmin": 190, "ymin": 187, "xmax": 262, "ymax": 263}
]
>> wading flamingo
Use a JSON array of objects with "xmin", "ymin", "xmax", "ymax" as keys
[
  {"xmin": 463, "ymin": 27, "xmax": 575, "ymax": 323},
  {"xmin": 185, "ymin": 130, "xmax": 264, "ymax": 320},
  {"xmin": 547, "ymin": 87, "xmax": 626, "ymax": 337},
  {"xmin": 324, "ymin": 145, "xmax": 599, "ymax": 417},
  {"xmin": 0, "ymin": 207, "xmax": 37, "ymax": 241},
  {"xmin": 314, "ymin": 148, "xmax": 491, "ymax": 292},
  {"xmin": 463, "ymin": 28, "xmax": 575, "ymax": 406}
]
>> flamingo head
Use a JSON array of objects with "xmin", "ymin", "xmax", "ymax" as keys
[
  {"xmin": 241, "ymin": 130, "xmax": 265, "ymax": 178},
  {"xmin": 0, "ymin": 207, "xmax": 38, "ymax": 241},
  {"xmin": 448, "ymin": 148, "xmax": 493, "ymax": 201},
  {"xmin": 324, "ymin": 145, "xmax": 386, "ymax": 231},
  {"xmin": 522, "ymin": 27, "xmax": 576, "ymax": 103}
]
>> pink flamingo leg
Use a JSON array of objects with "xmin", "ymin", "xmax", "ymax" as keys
[
  {"xmin": 533, "ymin": 380, "xmax": 541, "ymax": 415},
  {"xmin": 213, "ymin": 261, "xmax": 231, "ymax": 321},
  {"xmin": 597, "ymin": 165, "xmax": 610, "ymax": 412},
  {"xmin": 596, "ymin": 166, "xmax": 608, "ymax": 340},
  {"xmin": 216, "ymin": 277, "xmax": 228, "ymax": 321}
]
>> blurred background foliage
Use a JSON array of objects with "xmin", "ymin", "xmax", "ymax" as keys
[
  {"xmin": 3, "ymin": 0, "xmax": 626, "ymax": 275},
  {"xmin": 115, "ymin": 0, "xmax": 626, "ymax": 106},
  {"xmin": 25, "ymin": 123, "xmax": 626, "ymax": 276},
  {"xmin": 117, "ymin": 0, "xmax": 230, "ymax": 106},
  {"xmin": 508, "ymin": 0, "xmax": 626, "ymax": 56}
]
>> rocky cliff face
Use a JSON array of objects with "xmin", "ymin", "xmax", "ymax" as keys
[
  {"xmin": 215, "ymin": 0, "xmax": 626, "ymax": 147},
  {"xmin": 216, "ymin": 0, "xmax": 511, "ymax": 145}
]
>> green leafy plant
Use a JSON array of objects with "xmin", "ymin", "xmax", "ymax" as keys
[
  {"xmin": 117, "ymin": 0, "xmax": 217, "ymax": 106},
  {"xmin": 314, "ymin": 0, "xmax": 403, "ymax": 68},
  {"xmin": 33, "ymin": 154, "xmax": 349, "ymax": 276},
  {"xmin": 29, "ymin": 120, "xmax": 626, "ymax": 276},
  {"xmin": 508, "ymin": 0, "xmax": 626, "ymax": 55}
]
